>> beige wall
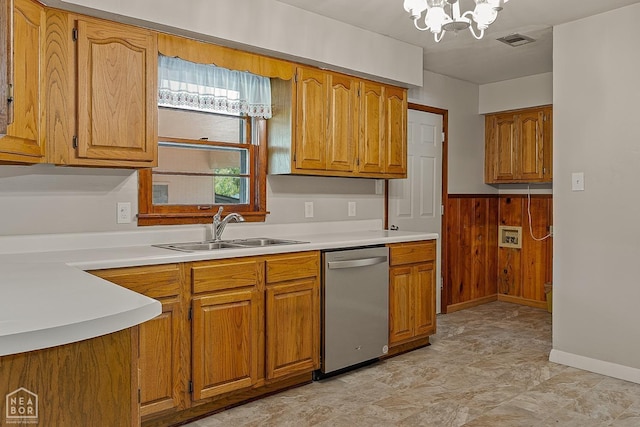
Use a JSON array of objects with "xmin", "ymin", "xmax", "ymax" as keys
[
  {"xmin": 550, "ymin": 3, "xmax": 640, "ymax": 383},
  {"xmin": 479, "ymin": 73, "xmax": 553, "ymax": 114},
  {"xmin": 0, "ymin": 165, "xmax": 383, "ymax": 235}
]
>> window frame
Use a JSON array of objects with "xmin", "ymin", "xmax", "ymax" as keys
[{"xmin": 138, "ymin": 118, "xmax": 268, "ymax": 226}]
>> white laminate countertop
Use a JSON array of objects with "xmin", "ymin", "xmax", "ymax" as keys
[{"xmin": 0, "ymin": 223, "xmax": 437, "ymax": 357}]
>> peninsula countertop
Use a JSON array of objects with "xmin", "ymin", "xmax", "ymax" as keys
[{"xmin": 0, "ymin": 222, "xmax": 438, "ymax": 357}]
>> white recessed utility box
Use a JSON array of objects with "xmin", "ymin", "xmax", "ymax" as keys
[{"xmin": 498, "ymin": 226, "xmax": 522, "ymax": 249}]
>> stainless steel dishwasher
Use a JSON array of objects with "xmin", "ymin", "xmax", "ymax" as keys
[{"xmin": 318, "ymin": 246, "xmax": 389, "ymax": 377}]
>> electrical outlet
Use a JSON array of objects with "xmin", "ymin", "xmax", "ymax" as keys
[
  {"xmin": 304, "ymin": 201, "xmax": 314, "ymax": 218},
  {"xmin": 348, "ymin": 201, "xmax": 356, "ymax": 217},
  {"xmin": 117, "ymin": 202, "xmax": 132, "ymax": 224}
]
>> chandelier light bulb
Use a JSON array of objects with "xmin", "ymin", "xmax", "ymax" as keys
[
  {"xmin": 404, "ymin": 0, "xmax": 509, "ymax": 41},
  {"xmin": 473, "ymin": 2, "xmax": 498, "ymax": 29},
  {"xmin": 404, "ymin": 0, "xmax": 428, "ymax": 19},
  {"xmin": 425, "ymin": 7, "xmax": 449, "ymax": 34}
]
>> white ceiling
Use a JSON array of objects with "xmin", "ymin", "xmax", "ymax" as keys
[{"xmin": 274, "ymin": 0, "xmax": 640, "ymax": 84}]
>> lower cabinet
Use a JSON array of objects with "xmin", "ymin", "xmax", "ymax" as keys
[
  {"xmin": 265, "ymin": 253, "xmax": 320, "ymax": 380},
  {"xmin": 92, "ymin": 251, "xmax": 320, "ymax": 425},
  {"xmin": 189, "ymin": 257, "xmax": 263, "ymax": 401},
  {"xmin": 90, "ymin": 264, "xmax": 187, "ymax": 418},
  {"xmin": 388, "ymin": 241, "xmax": 436, "ymax": 348}
]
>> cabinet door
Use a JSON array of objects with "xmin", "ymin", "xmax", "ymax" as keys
[
  {"xmin": 413, "ymin": 263, "xmax": 436, "ymax": 337},
  {"xmin": 517, "ymin": 110, "xmax": 545, "ymax": 181},
  {"xmin": 490, "ymin": 114, "xmax": 517, "ymax": 181},
  {"xmin": 89, "ymin": 264, "xmax": 186, "ymax": 418},
  {"xmin": 266, "ymin": 279, "xmax": 319, "ymax": 380},
  {"xmin": 389, "ymin": 266, "xmax": 414, "ymax": 345},
  {"xmin": 384, "ymin": 85, "xmax": 407, "ymax": 175},
  {"xmin": 139, "ymin": 298, "xmax": 183, "ymax": 417},
  {"xmin": 192, "ymin": 289, "xmax": 260, "ymax": 400},
  {"xmin": 75, "ymin": 18, "xmax": 157, "ymax": 162},
  {"xmin": 326, "ymin": 73, "xmax": 357, "ymax": 172},
  {"xmin": 295, "ymin": 66, "xmax": 326, "ymax": 170},
  {"xmin": 2, "ymin": 0, "xmax": 45, "ymax": 161},
  {"xmin": 358, "ymin": 81, "xmax": 385, "ymax": 174}
]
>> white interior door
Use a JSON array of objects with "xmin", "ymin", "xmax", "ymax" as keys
[{"xmin": 388, "ymin": 109, "xmax": 443, "ymax": 313}]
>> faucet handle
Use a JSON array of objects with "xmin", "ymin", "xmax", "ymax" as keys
[{"xmin": 214, "ymin": 206, "xmax": 223, "ymax": 220}]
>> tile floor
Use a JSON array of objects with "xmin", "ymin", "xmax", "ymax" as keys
[{"xmin": 185, "ymin": 301, "xmax": 640, "ymax": 427}]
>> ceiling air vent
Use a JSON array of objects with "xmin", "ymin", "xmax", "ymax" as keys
[{"xmin": 497, "ymin": 33, "xmax": 535, "ymax": 47}]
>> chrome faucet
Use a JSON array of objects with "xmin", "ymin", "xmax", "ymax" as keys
[{"xmin": 212, "ymin": 207, "xmax": 245, "ymax": 241}]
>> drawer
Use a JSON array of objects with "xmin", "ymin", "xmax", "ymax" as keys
[
  {"xmin": 191, "ymin": 259, "xmax": 261, "ymax": 293},
  {"xmin": 90, "ymin": 264, "xmax": 182, "ymax": 299},
  {"xmin": 266, "ymin": 252, "xmax": 319, "ymax": 284},
  {"xmin": 389, "ymin": 241, "xmax": 436, "ymax": 266}
]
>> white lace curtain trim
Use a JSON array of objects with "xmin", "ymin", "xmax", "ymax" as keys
[{"xmin": 158, "ymin": 55, "xmax": 272, "ymax": 119}]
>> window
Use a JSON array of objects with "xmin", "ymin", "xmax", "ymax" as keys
[{"xmin": 138, "ymin": 56, "xmax": 270, "ymax": 226}]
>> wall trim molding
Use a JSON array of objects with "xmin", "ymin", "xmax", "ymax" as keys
[{"xmin": 549, "ymin": 349, "xmax": 640, "ymax": 385}]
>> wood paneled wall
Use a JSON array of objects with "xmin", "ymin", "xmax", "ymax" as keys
[
  {"xmin": 445, "ymin": 196, "xmax": 498, "ymax": 312},
  {"xmin": 497, "ymin": 195, "xmax": 553, "ymax": 309},
  {"xmin": 444, "ymin": 194, "xmax": 552, "ymax": 312}
]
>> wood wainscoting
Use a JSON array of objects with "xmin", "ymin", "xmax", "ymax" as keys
[{"xmin": 444, "ymin": 194, "xmax": 552, "ymax": 312}]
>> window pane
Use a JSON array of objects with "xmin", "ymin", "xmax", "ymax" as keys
[
  {"xmin": 158, "ymin": 107, "xmax": 246, "ymax": 144},
  {"xmin": 152, "ymin": 143, "xmax": 249, "ymax": 205}
]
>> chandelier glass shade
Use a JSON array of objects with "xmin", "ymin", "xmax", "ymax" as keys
[{"xmin": 403, "ymin": 0, "xmax": 509, "ymax": 42}]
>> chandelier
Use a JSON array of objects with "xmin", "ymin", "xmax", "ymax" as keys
[{"xmin": 403, "ymin": 0, "xmax": 510, "ymax": 42}]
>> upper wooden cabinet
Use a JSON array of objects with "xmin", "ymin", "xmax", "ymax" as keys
[
  {"xmin": 359, "ymin": 82, "xmax": 407, "ymax": 175},
  {"xmin": 0, "ymin": 0, "xmax": 46, "ymax": 164},
  {"xmin": 485, "ymin": 105, "xmax": 552, "ymax": 183},
  {"xmin": 294, "ymin": 66, "xmax": 328, "ymax": 171},
  {"xmin": 269, "ymin": 67, "xmax": 407, "ymax": 179},
  {"xmin": 45, "ymin": 10, "xmax": 157, "ymax": 167},
  {"xmin": 294, "ymin": 66, "xmax": 358, "ymax": 173}
]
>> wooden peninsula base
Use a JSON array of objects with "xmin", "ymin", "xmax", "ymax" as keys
[{"xmin": 0, "ymin": 328, "xmax": 139, "ymax": 427}]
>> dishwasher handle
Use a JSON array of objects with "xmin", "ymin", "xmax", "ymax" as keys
[{"xmin": 327, "ymin": 256, "xmax": 388, "ymax": 270}]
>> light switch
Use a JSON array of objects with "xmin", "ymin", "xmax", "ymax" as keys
[
  {"xmin": 304, "ymin": 201, "xmax": 314, "ymax": 218},
  {"xmin": 571, "ymin": 172, "xmax": 585, "ymax": 191},
  {"xmin": 348, "ymin": 201, "xmax": 356, "ymax": 217}
]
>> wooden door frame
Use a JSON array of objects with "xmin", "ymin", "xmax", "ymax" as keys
[{"xmin": 384, "ymin": 102, "xmax": 449, "ymax": 314}]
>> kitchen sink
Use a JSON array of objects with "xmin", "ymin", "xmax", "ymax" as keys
[
  {"xmin": 154, "ymin": 241, "xmax": 246, "ymax": 252},
  {"xmin": 154, "ymin": 238, "xmax": 307, "ymax": 252},
  {"xmin": 229, "ymin": 238, "xmax": 307, "ymax": 247}
]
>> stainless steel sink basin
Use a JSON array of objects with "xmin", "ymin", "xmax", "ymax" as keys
[
  {"xmin": 153, "ymin": 241, "xmax": 246, "ymax": 252},
  {"xmin": 230, "ymin": 238, "xmax": 307, "ymax": 247},
  {"xmin": 154, "ymin": 237, "xmax": 307, "ymax": 252}
]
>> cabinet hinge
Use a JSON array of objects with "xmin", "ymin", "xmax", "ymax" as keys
[
  {"xmin": 294, "ymin": 73, "xmax": 298, "ymax": 84},
  {"xmin": 188, "ymin": 381, "xmax": 193, "ymax": 394},
  {"xmin": 137, "ymin": 388, "xmax": 141, "ymax": 403},
  {"xmin": 543, "ymin": 167, "xmax": 546, "ymax": 175},
  {"xmin": 72, "ymin": 136, "xmax": 78, "ymax": 149},
  {"xmin": 356, "ymin": 158, "xmax": 360, "ymax": 166},
  {"xmin": 188, "ymin": 307, "xmax": 192, "ymax": 321},
  {"xmin": 357, "ymin": 88, "xmax": 361, "ymax": 97},
  {"xmin": 441, "ymin": 204, "xmax": 444, "ymax": 216},
  {"xmin": 7, "ymin": 84, "xmax": 13, "ymax": 104},
  {"xmin": 293, "ymin": 152, "xmax": 296, "ymax": 162},
  {"xmin": 72, "ymin": 28, "xmax": 78, "ymax": 41}
]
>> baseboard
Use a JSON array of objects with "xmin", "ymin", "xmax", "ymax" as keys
[
  {"xmin": 549, "ymin": 349, "xmax": 640, "ymax": 385},
  {"xmin": 446, "ymin": 295, "xmax": 497, "ymax": 313},
  {"xmin": 497, "ymin": 294, "xmax": 547, "ymax": 310}
]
